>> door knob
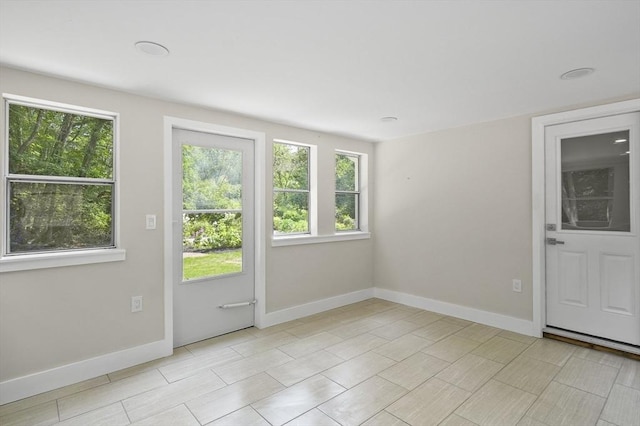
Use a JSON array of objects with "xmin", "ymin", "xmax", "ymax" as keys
[{"xmin": 546, "ymin": 237, "xmax": 565, "ymax": 245}]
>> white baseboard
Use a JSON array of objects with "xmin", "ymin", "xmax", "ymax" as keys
[
  {"xmin": 0, "ymin": 338, "xmax": 172, "ymax": 405},
  {"xmin": 258, "ymin": 288, "xmax": 375, "ymax": 328},
  {"xmin": 1, "ymin": 287, "xmax": 535, "ymax": 405},
  {"xmin": 373, "ymin": 287, "xmax": 536, "ymax": 337}
]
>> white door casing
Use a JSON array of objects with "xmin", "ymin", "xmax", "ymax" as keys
[
  {"xmin": 543, "ymin": 111, "xmax": 640, "ymax": 345},
  {"xmin": 532, "ymin": 99, "xmax": 640, "ymax": 339}
]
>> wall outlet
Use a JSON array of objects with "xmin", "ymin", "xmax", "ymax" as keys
[
  {"xmin": 131, "ymin": 296, "xmax": 143, "ymax": 312},
  {"xmin": 512, "ymin": 279, "xmax": 522, "ymax": 293}
]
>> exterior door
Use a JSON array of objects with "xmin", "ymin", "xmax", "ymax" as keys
[
  {"xmin": 545, "ymin": 112, "xmax": 640, "ymax": 345},
  {"xmin": 172, "ymin": 128, "xmax": 255, "ymax": 347}
]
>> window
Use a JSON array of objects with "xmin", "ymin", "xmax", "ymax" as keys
[
  {"xmin": 271, "ymin": 141, "xmax": 368, "ymax": 247},
  {"xmin": 2, "ymin": 96, "xmax": 119, "ymax": 263},
  {"xmin": 272, "ymin": 141, "xmax": 311, "ymax": 234},
  {"xmin": 182, "ymin": 143, "xmax": 244, "ymax": 280},
  {"xmin": 560, "ymin": 131, "xmax": 631, "ymax": 232},
  {"xmin": 335, "ymin": 152, "xmax": 360, "ymax": 231},
  {"xmin": 561, "ymin": 167, "xmax": 629, "ymax": 231}
]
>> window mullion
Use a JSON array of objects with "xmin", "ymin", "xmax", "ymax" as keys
[
  {"xmin": 183, "ymin": 209, "xmax": 242, "ymax": 214},
  {"xmin": 8, "ymin": 174, "xmax": 115, "ymax": 185},
  {"xmin": 273, "ymin": 188, "xmax": 310, "ymax": 193}
]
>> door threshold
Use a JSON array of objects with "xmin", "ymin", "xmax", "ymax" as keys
[{"xmin": 543, "ymin": 327, "xmax": 640, "ymax": 360}]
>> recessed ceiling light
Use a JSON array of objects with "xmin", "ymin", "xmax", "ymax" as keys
[
  {"xmin": 614, "ymin": 138, "xmax": 628, "ymax": 143},
  {"xmin": 380, "ymin": 116, "xmax": 398, "ymax": 122},
  {"xmin": 135, "ymin": 41, "xmax": 169, "ymax": 56},
  {"xmin": 560, "ymin": 68, "xmax": 595, "ymax": 80},
  {"xmin": 620, "ymin": 151, "xmax": 631, "ymax": 156}
]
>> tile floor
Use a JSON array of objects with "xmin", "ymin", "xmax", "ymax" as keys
[{"xmin": 1, "ymin": 298, "xmax": 639, "ymax": 426}]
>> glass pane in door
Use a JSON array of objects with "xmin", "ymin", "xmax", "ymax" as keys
[
  {"xmin": 560, "ymin": 130, "xmax": 630, "ymax": 232},
  {"xmin": 182, "ymin": 145, "xmax": 243, "ymax": 280}
]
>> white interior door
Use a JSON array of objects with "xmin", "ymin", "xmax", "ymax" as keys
[
  {"xmin": 173, "ymin": 128, "xmax": 255, "ymax": 347},
  {"xmin": 545, "ymin": 112, "xmax": 640, "ymax": 345}
]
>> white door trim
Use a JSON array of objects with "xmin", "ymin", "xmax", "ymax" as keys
[
  {"xmin": 531, "ymin": 98, "xmax": 640, "ymax": 338},
  {"xmin": 163, "ymin": 117, "xmax": 266, "ymax": 350}
]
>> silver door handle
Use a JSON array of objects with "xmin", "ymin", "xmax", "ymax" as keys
[
  {"xmin": 219, "ymin": 300, "xmax": 257, "ymax": 309},
  {"xmin": 546, "ymin": 238, "xmax": 565, "ymax": 245}
]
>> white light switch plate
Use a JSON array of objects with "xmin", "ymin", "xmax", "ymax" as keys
[{"xmin": 145, "ymin": 214, "xmax": 156, "ymax": 230}]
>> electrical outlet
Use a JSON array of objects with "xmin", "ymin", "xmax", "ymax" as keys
[
  {"xmin": 131, "ymin": 296, "xmax": 143, "ymax": 312},
  {"xmin": 512, "ymin": 279, "xmax": 522, "ymax": 293}
]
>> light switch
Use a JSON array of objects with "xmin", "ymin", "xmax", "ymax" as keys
[{"xmin": 146, "ymin": 214, "xmax": 156, "ymax": 230}]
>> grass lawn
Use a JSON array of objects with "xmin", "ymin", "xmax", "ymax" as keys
[{"xmin": 183, "ymin": 249, "xmax": 242, "ymax": 280}]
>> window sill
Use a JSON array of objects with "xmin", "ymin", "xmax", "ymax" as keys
[
  {"xmin": 272, "ymin": 232, "xmax": 371, "ymax": 247},
  {"xmin": 0, "ymin": 248, "xmax": 126, "ymax": 273}
]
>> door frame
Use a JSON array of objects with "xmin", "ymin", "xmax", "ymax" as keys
[
  {"xmin": 163, "ymin": 117, "xmax": 266, "ymax": 350},
  {"xmin": 531, "ymin": 98, "xmax": 640, "ymax": 338}
]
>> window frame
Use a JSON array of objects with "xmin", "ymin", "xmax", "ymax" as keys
[
  {"xmin": 272, "ymin": 139, "xmax": 316, "ymax": 236},
  {"xmin": 271, "ymin": 144, "xmax": 370, "ymax": 247},
  {"xmin": 0, "ymin": 94, "xmax": 125, "ymax": 272},
  {"xmin": 335, "ymin": 150, "xmax": 361, "ymax": 232}
]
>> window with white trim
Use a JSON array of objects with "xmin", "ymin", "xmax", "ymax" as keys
[
  {"xmin": 272, "ymin": 140, "xmax": 312, "ymax": 235},
  {"xmin": 2, "ymin": 96, "xmax": 118, "ymax": 258},
  {"xmin": 335, "ymin": 151, "xmax": 360, "ymax": 231}
]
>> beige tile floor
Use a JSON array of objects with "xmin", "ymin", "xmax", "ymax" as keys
[{"xmin": 1, "ymin": 299, "xmax": 639, "ymax": 426}]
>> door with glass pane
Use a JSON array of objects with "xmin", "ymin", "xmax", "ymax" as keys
[
  {"xmin": 172, "ymin": 128, "xmax": 254, "ymax": 347},
  {"xmin": 545, "ymin": 112, "xmax": 640, "ymax": 345}
]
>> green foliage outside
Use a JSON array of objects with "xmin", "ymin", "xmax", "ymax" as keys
[
  {"xmin": 335, "ymin": 153, "xmax": 359, "ymax": 231},
  {"xmin": 9, "ymin": 104, "xmax": 361, "ymax": 259},
  {"xmin": 181, "ymin": 145, "xmax": 247, "ymax": 279},
  {"xmin": 335, "ymin": 193, "xmax": 357, "ymax": 231},
  {"xmin": 182, "ymin": 145, "xmax": 244, "ymax": 254},
  {"xmin": 273, "ymin": 143, "xmax": 309, "ymax": 233},
  {"xmin": 182, "ymin": 145, "xmax": 242, "ymax": 211},
  {"xmin": 271, "ymin": 145, "xmax": 360, "ymax": 233},
  {"xmin": 273, "ymin": 192, "xmax": 309, "ymax": 233},
  {"xmin": 183, "ymin": 249, "xmax": 242, "ymax": 280},
  {"xmin": 183, "ymin": 213, "xmax": 242, "ymax": 251},
  {"xmin": 8, "ymin": 104, "xmax": 114, "ymax": 253}
]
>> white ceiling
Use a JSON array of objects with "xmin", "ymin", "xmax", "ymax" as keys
[{"xmin": 1, "ymin": 0, "xmax": 639, "ymax": 142}]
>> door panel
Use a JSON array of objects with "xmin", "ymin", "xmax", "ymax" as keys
[
  {"xmin": 600, "ymin": 253, "xmax": 635, "ymax": 315},
  {"xmin": 558, "ymin": 250, "xmax": 588, "ymax": 307},
  {"xmin": 545, "ymin": 112, "xmax": 640, "ymax": 345},
  {"xmin": 173, "ymin": 128, "xmax": 255, "ymax": 347}
]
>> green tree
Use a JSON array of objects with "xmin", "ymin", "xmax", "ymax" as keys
[
  {"xmin": 335, "ymin": 153, "xmax": 358, "ymax": 231},
  {"xmin": 8, "ymin": 104, "xmax": 114, "ymax": 253},
  {"xmin": 181, "ymin": 145, "xmax": 243, "ymax": 252},
  {"xmin": 182, "ymin": 145, "xmax": 242, "ymax": 210},
  {"xmin": 273, "ymin": 143, "xmax": 309, "ymax": 233}
]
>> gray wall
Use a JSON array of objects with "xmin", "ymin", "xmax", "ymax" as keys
[
  {"xmin": 1, "ymin": 64, "xmax": 636, "ymax": 385},
  {"xmin": 0, "ymin": 67, "xmax": 374, "ymax": 381},
  {"xmin": 372, "ymin": 94, "xmax": 639, "ymax": 321},
  {"xmin": 373, "ymin": 117, "xmax": 534, "ymax": 319}
]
